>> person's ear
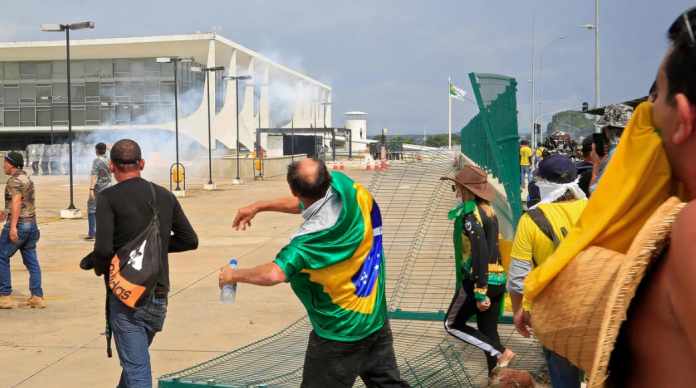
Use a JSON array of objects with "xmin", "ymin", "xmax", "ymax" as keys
[
  {"xmin": 108, "ymin": 161, "xmax": 116, "ymax": 174},
  {"xmin": 139, "ymin": 159, "xmax": 145, "ymax": 171},
  {"xmin": 673, "ymin": 93, "xmax": 695, "ymax": 145}
]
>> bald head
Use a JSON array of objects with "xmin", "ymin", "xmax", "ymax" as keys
[{"xmin": 287, "ymin": 157, "xmax": 331, "ymax": 200}]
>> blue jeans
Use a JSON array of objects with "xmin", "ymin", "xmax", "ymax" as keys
[
  {"xmin": 520, "ymin": 165, "xmax": 532, "ymax": 187},
  {"xmin": 0, "ymin": 222, "xmax": 42, "ymax": 297},
  {"xmin": 543, "ymin": 347, "xmax": 582, "ymax": 388},
  {"xmin": 110, "ymin": 294, "xmax": 167, "ymax": 388},
  {"xmin": 88, "ymin": 212, "xmax": 96, "ymax": 237}
]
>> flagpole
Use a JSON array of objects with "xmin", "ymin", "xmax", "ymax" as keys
[{"xmin": 448, "ymin": 77, "xmax": 452, "ymax": 149}]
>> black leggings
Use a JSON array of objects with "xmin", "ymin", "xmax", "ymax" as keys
[{"xmin": 444, "ymin": 279, "xmax": 507, "ymax": 373}]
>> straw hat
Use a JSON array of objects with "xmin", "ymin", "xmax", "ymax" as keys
[
  {"xmin": 531, "ymin": 197, "xmax": 685, "ymax": 388},
  {"xmin": 440, "ymin": 165, "xmax": 495, "ymax": 202}
]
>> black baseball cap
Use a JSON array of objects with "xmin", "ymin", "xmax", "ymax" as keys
[
  {"xmin": 95, "ymin": 142, "xmax": 107, "ymax": 151},
  {"xmin": 538, "ymin": 154, "xmax": 576, "ymax": 184},
  {"xmin": 4, "ymin": 152, "xmax": 24, "ymax": 169}
]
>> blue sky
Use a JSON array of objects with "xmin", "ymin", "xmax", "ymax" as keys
[{"xmin": 0, "ymin": 0, "xmax": 691, "ymax": 136}]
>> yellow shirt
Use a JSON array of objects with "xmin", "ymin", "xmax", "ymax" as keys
[
  {"xmin": 511, "ymin": 199, "xmax": 588, "ymax": 266},
  {"xmin": 520, "ymin": 146, "xmax": 532, "ymax": 166},
  {"xmin": 535, "ymin": 147, "xmax": 544, "ymax": 157}
]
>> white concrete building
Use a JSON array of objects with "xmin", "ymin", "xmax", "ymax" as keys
[{"xmin": 0, "ymin": 33, "xmax": 331, "ymax": 151}]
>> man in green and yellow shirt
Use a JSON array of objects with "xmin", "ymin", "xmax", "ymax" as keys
[{"xmin": 221, "ymin": 157, "xmax": 409, "ymax": 388}]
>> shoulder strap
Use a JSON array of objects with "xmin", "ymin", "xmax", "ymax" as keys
[
  {"xmin": 149, "ymin": 182, "xmax": 160, "ymax": 219},
  {"xmin": 149, "ymin": 183, "xmax": 165, "ymax": 288},
  {"xmin": 526, "ymin": 209, "xmax": 561, "ymax": 247}
]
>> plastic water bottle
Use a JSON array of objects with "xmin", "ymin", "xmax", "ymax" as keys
[{"xmin": 221, "ymin": 259, "xmax": 238, "ymax": 304}]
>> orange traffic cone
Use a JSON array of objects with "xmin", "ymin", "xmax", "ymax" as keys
[
  {"xmin": 374, "ymin": 162, "xmax": 381, "ymax": 171},
  {"xmin": 366, "ymin": 161, "xmax": 372, "ymax": 171},
  {"xmin": 339, "ymin": 160, "xmax": 345, "ymax": 170},
  {"xmin": 333, "ymin": 160, "xmax": 338, "ymax": 170},
  {"xmin": 417, "ymin": 154, "xmax": 422, "ymax": 162},
  {"xmin": 454, "ymin": 155, "xmax": 459, "ymax": 166},
  {"xmin": 381, "ymin": 160, "xmax": 388, "ymax": 170}
]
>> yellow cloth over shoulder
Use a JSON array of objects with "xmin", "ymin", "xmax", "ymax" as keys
[{"xmin": 525, "ymin": 102, "xmax": 683, "ymax": 300}]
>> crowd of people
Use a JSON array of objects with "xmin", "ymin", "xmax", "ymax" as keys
[{"xmin": 1, "ymin": 6, "xmax": 696, "ymax": 388}]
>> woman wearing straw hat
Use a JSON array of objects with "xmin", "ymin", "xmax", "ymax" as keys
[{"xmin": 440, "ymin": 165, "xmax": 516, "ymax": 375}]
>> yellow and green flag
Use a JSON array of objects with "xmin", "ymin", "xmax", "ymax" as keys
[{"xmin": 450, "ymin": 82, "xmax": 467, "ymax": 101}]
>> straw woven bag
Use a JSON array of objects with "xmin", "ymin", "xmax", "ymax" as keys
[{"xmin": 531, "ymin": 197, "xmax": 685, "ymax": 388}]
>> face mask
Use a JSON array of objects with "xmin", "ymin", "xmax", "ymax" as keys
[
  {"xmin": 299, "ymin": 200, "xmax": 306, "ymax": 211},
  {"xmin": 453, "ymin": 191, "xmax": 463, "ymax": 204}
]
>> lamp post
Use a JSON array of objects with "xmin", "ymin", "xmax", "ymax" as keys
[
  {"xmin": 581, "ymin": 0, "xmax": 600, "ymax": 132},
  {"xmin": 539, "ymin": 35, "xmax": 569, "ymax": 135},
  {"xmin": 318, "ymin": 102, "xmax": 333, "ymax": 128},
  {"xmin": 42, "ymin": 21, "xmax": 94, "ymax": 219},
  {"xmin": 192, "ymin": 65, "xmax": 225, "ymax": 190},
  {"xmin": 40, "ymin": 95, "xmax": 65, "ymax": 144},
  {"xmin": 531, "ymin": 0, "xmax": 543, "ymax": 153},
  {"xmin": 156, "ymin": 57, "xmax": 194, "ymax": 193},
  {"xmin": 222, "ymin": 74, "xmax": 252, "ymax": 185}
]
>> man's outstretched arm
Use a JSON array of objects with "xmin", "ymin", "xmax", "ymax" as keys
[
  {"xmin": 219, "ymin": 262, "xmax": 287, "ymax": 288},
  {"xmin": 233, "ymin": 196, "xmax": 302, "ymax": 230}
]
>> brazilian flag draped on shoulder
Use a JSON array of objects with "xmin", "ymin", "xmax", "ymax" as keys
[{"xmin": 274, "ymin": 172, "xmax": 386, "ymax": 342}]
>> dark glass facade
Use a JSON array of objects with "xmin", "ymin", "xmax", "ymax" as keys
[{"xmin": 0, "ymin": 58, "xmax": 221, "ymax": 127}]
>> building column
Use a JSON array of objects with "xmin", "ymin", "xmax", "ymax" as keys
[{"xmin": 212, "ymin": 48, "xmax": 237, "ymax": 149}]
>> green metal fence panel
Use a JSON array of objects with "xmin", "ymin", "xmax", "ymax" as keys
[{"xmin": 461, "ymin": 73, "xmax": 523, "ymax": 232}]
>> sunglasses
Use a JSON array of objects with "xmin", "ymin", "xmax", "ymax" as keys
[
  {"xmin": 451, "ymin": 185, "xmax": 459, "ymax": 192},
  {"xmin": 670, "ymin": 7, "xmax": 696, "ymax": 47}
]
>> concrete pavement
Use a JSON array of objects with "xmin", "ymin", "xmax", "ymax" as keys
[{"xmin": 0, "ymin": 168, "xmax": 374, "ymax": 387}]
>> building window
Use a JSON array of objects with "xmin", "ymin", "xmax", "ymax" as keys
[
  {"xmin": 0, "ymin": 57, "xmax": 207, "ymax": 128},
  {"xmin": 5, "ymin": 110, "xmax": 19, "ymax": 126},
  {"xmin": 4, "ymin": 63, "xmax": 20, "ymax": 81}
]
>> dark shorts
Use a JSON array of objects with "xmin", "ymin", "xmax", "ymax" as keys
[{"xmin": 301, "ymin": 319, "xmax": 411, "ymax": 388}]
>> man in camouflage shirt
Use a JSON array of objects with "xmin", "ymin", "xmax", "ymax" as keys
[{"xmin": 0, "ymin": 152, "xmax": 44, "ymax": 309}]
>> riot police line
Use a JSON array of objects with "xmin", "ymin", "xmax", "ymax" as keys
[{"xmin": 25, "ymin": 143, "xmax": 101, "ymax": 176}]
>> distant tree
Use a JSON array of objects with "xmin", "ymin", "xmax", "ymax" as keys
[
  {"xmin": 390, "ymin": 136, "xmax": 416, "ymax": 144},
  {"xmin": 372, "ymin": 135, "xmax": 383, "ymax": 141},
  {"xmin": 546, "ymin": 110, "xmax": 595, "ymax": 139},
  {"xmin": 425, "ymin": 134, "xmax": 449, "ymax": 148}
]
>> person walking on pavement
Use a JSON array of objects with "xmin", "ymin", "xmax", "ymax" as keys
[
  {"xmin": 534, "ymin": 142, "xmax": 545, "ymax": 170},
  {"xmin": 88, "ymin": 139, "xmax": 198, "ymax": 388},
  {"xmin": 224, "ymin": 157, "xmax": 410, "ymax": 388},
  {"xmin": 440, "ymin": 165, "xmax": 516, "ymax": 376},
  {"xmin": 519, "ymin": 141, "xmax": 533, "ymax": 188},
  {"xmin": 507, "ymin": 155, "xmax": 588, "ymax": 388},
  {"xmin": 0, "ymin": 152, "xmax": 44, "ymax": 309},
  {"xmin": 85, "ymin": 143, "xmax": 112, "ymax": 240}
]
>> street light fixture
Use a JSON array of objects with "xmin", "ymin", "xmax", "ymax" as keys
[
  {"xmin": 539, "ymin": 35, "xmax": 569, "ymax": 139},
  {"xmin": 192, "ymin": 65, "xmax": 226, "ymax": 190},
  {"xmin": 40, "ymin": 95, "xmax": 66, "ymax": 144},
  {"xmin": 156, "ymin": 57, "xmax": 195, "ymax": 193},
  {"xmin": 222, "ymin": 74, "xmax": 253, "ymax": 185},
  {"xmin": 42, "ymin": 21, "xmax": 94, "ymax": 219}
]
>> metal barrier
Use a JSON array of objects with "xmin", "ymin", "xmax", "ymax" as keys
[{"xmin": 462, "ymin": 73, "xmax": 524, "ymax": 229}]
